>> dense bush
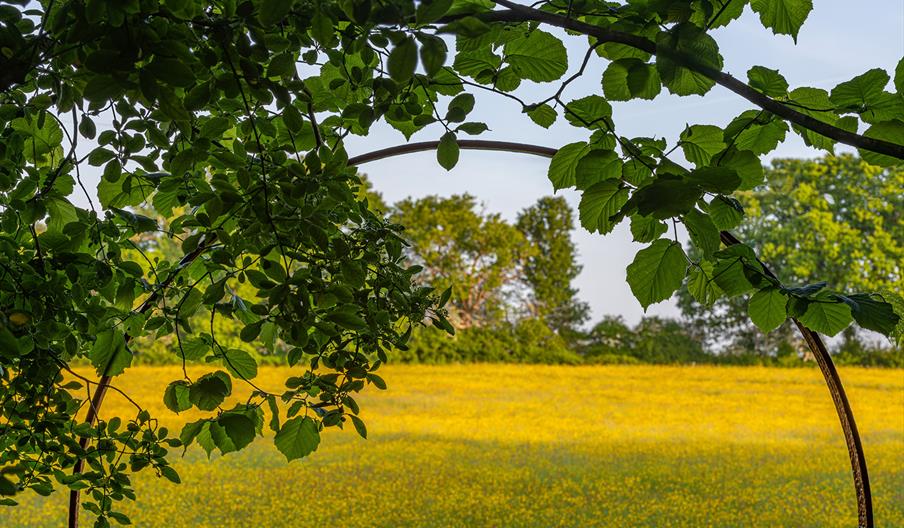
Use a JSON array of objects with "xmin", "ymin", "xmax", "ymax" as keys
[
  {"xmin": 395, "ymin": 319, "xmax": 582, "ymax": 365},
  {"xmin": 120, "ymin": 310, "xmax": 899, "ymax": 368},
  {"xmin": 833, "ymin": 339, "xmax": 904, "ymax": 368},
  {"xmin": 581, "ymin": 316, "xmax": 709, "ymax": 365}
]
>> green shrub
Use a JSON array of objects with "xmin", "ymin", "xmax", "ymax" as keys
[{"xmin": 396, "ymin": 319, "xmax": 581, "ymax": 364}]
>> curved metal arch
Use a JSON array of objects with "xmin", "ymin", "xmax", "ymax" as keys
[{"xmin": 350, "ymin": 139, "xmax": 873, "ymax": 528}]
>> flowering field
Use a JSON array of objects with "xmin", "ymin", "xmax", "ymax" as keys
[{"xmin": 3, "ymin": 365, "xmax": 903, "ymax": 527}]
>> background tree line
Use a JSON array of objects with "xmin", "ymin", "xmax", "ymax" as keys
[{"xmin": 127, "ymin": 154, "xmax": 902, "ymax": 367}]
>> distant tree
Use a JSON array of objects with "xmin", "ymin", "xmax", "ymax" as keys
[
  {"xmin": 582, "ymin": 315, "xmax": 707, "ymax": 364},
  {"xmin": 391, "ymin": 194, "xmax": 532, "ymax": 328},
  {"xmin": 516, "ymin": 196, "xmax": 590, "ymax": 337},
  {"xmin": 630, "ymin": 317, "xmax": 709, "ymax": 364},
  {"xmin": 679, "ymin": 155, "xmax": 904, "ymax": 354},
  {"xmin": 581, "ymin": 315, "xmax": 636, "ymax": 362}
]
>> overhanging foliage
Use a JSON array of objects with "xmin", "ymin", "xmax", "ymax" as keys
[{"xmin": 0, "ymin": 0, "xmax": 902, "ymax": 526}]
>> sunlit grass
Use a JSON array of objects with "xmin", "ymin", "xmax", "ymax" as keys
[{"xmin": 3, "ymin": 365, "xmax": 902, "ymax": 527}]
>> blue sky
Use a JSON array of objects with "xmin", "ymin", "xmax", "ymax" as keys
[{"xmin": 344, "ymin": 2, "xmax": 904, "ymax": 325}]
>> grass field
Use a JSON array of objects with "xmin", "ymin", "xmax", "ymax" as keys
[{"xmin": 2, "ymin": 365, "xmax": 902, "ymax": 527}]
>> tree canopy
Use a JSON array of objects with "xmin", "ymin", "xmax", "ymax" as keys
[
  {"xmin": 391, "ymin": 193, "xmax": 528, "ymax": 328},
  {"xmin": 516, "ymin": 196, "xmax": 589, "ymax": 338},
  {"xmin": 679, "ymin": 154, "xmax": 904, "ymax": 355},
  {"xmin": 0, "ymin": 0, "xmax": 902, "ymax": 526}
]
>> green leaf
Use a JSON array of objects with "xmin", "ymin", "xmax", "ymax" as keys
[
  {"xmin": 748, "ymin": 288, "xmax": 788, "ymax": 332},
  {"xmin": 798, "ymin": 299, "xmax": 853, "ymax": 336},
  {"xmin": 547, "ymin": 142, "xmax": 589, "ymax": 191},
  {"xmin": 195, "ymin": 422, "xmax": 217, "ymax": 457},
  {"xmin": 419, "ymin": 34, "xmax": 448, "ymax": 76},
  {"xmin": 179, "ymin": 420, "xmax": 206, "ymax": 449},
  {"xmin": 564, "ymin": 95, "xmax": 611, "ymax": 128},
  {"xmin": 683, "ymin": 209, "xmax": 720, "ymax": 258},
  {"xmin": 716, "ymin": 149, "xmax": 764, "ymax": 190},
  {"xmin": 240, "ymin": 321, "xmax": 263, "ymax": 342},
  {"xmin": 274, "ymin": 416, "xmax": 320, "ymax": 461},
  {"xmin": 602, "ymin": 59, "xmax": 661, "ymax": 101},
  {"xmin": 751, "ymin": 0, "xmax": 813, "ymax": 41},
  {"xmin": 349, "ymin": 415, "xmax": 368, "ymax": 439},
  {"xmin": 453, "ymin": 49, "xmax": 500, "ymax": 78},
  {"xmin": 0, "ymin": 475, "xmax": 15, "ymax": 496},
  {"xmin": 578, "ymin": 179, "xmax": 629, "ymax": 235},
  {"xmin": 575, "ymin": 149, "xmax": 621, "ymax": 189},
  {"xmin": 859, "ymin": 120, "xmax": 904, "ymax": 167},
  {"xmin": 146, "ymin": 58, "xmax": 196, "ymax": 88},
  {"xmin": 629, "ymin": 178, "xmax": 702, "ymax": 219},
  {"xmin": 180, "ymin": 336, "xmax": 210, "ymax": 361},
  {"xmin": 680, "ymin": 125, "xmax": 726, "ymax": 167},
  {"xmin": 267, "ymin": 396, "xmax": 281, "ymax": 433},
  {"xmin": 325, "ymin": 306, "xmax": 368, "ymax": 329},
  {"xmin": 656, "ymin": 24, "xmax": 722, "ymax": 96},
  {"xmin": 493, "ymin": 66, "xmax": 521, "ymax": 92},
  {"xmin": 525, "ymin": 104, "xmax": 556, "ymax": 128},
  {"xmin": 686, "ymin": 167, "xmax": 741, "ymax": 194},
  {"xmin": 626, "ymin": 239, "xmax": 688, "ymax": 310},
  {"xmin": 217, "ymin": 413, "xmax": 256, "ymax": 451},
  {"xmin": 367, "ymin": 373, "xmax": 387, "ymax": 389},
  {"xmin": 200, "ymin": 116, "xmax": 231, "ymax": 139},
  {"xmin": 159, "ymin": 466, "xmax": 180, "ymax": 485},
  {"xmin": 880, "ymin": 290, "xmax": 904, "ymax": 346},
  {"xmin": 177, "ymin": 288, "xmax": 204, "ymax": 320},
  {"xmin": 189, "ymin": 371, "xmax": 232, "ymax": 411},
  {"xmin": 629, "ymin": 215, "xmax": 667, "ymax": 243},
  {"xmin": 842, "ymin": 294, "xmax": 900, "ymax": 336},
  {"xmin": 503, "ymin": 30, "xmax": 568, "ymax": 82},
  {"xmin": 747, "ymin": 66, "xmax": 789, "ymax": 97},
  {"xmin": 456, "ymin": 122, "xmax": 488, "ymax": 135},
  {"xmin": 787, "ymin": 87, "xmax": 839, "ymax": 151},
  {"xmin": 445, "ymin": 0, "xmax": 494, "ymax": 16},
  {"xmin": 90, "ymin": 329, "xmax": 131, "ymax": 377},
  {"xmin": 83, "ymin": 75, "xmax": 123, "ymax": 103},
  {"xmin": 310, "ymin": 12, "xmax": 335, "ymax": 47},
  {"xmin": 97, "ymin": 174, "xmax": 156, "ymax": 209},
  {"xmin": 78, "ymin": 116, "xmax": 97, "ymax": 139},
  {"xmin": 830, "ymin": 69, "xmax": 889, "ymax": 109},
  {"xmin": 0, "ymin": 326, "xmax": 19, "ymax": 358},
  {"xmin": 437, "ymin": 132, "xmax": 459, "ymax": 170},
  {"xmin": 88, "ymin": 147, "xmax": 115, "ymax": 167},
  {"xmin": 221, "ymin": 349, "xmax": 258, "ymax": 380},
  {"xmin": 268, "ymin": 52, "xmax": 296, "ymax": 77},
  {"xmin": 283, "ymin": 104, "xmax": 305, "ymax": 133},
  {"xmin": 711, "ymin": 257, "xmax": 755, "ymax": 297},
  {"xmin": 688, "ymin": 261, "xmax": 722, "ymax": 307},
  {"xmin": 734, "ymin": 119, "xmax": 788, "ymax": 155},
  {"xmin": 45, "ymin": 197, "xmax": 78, "ymax": 233},
  {"xmin": 259, "ymin": 0, "xmax": 293, "ymax": 26},
  {"xmin": 163, "ymin": 381, "xmax": 192, "ymax": 413},
  {"xmin": 388, "ymin": 37, "xmax": 418, "ymax": 82},
  {"xmin": 417, "ymin": 0, "xmax": 453, "ymax": 23},
  {"xmin": 447, "ymin": 93, "xmax": 475, "ymax": 116},
  {"xmin": 707, "ymin": 196, "xmax": 744, "ymax": 230},
  {"xmin": 859, "ymin": 92, "xmax": 904, "ymax": 125}
]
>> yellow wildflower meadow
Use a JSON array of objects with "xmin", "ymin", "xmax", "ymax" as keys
[{"xmin": 2, "ymin": 365, "xmax": 902, "ymax": 527}]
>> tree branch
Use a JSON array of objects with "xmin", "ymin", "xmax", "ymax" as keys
[
  {"xmin": 486, "ymin": 0, "xmax": 904, "ymax": 160},
  {"xmin": 68, "ymin": 233, "xmax": 217, "ymax": 528},
  {"xmin": 348, "ymin": 140, "xmax": 556, "ymax": 166}
]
